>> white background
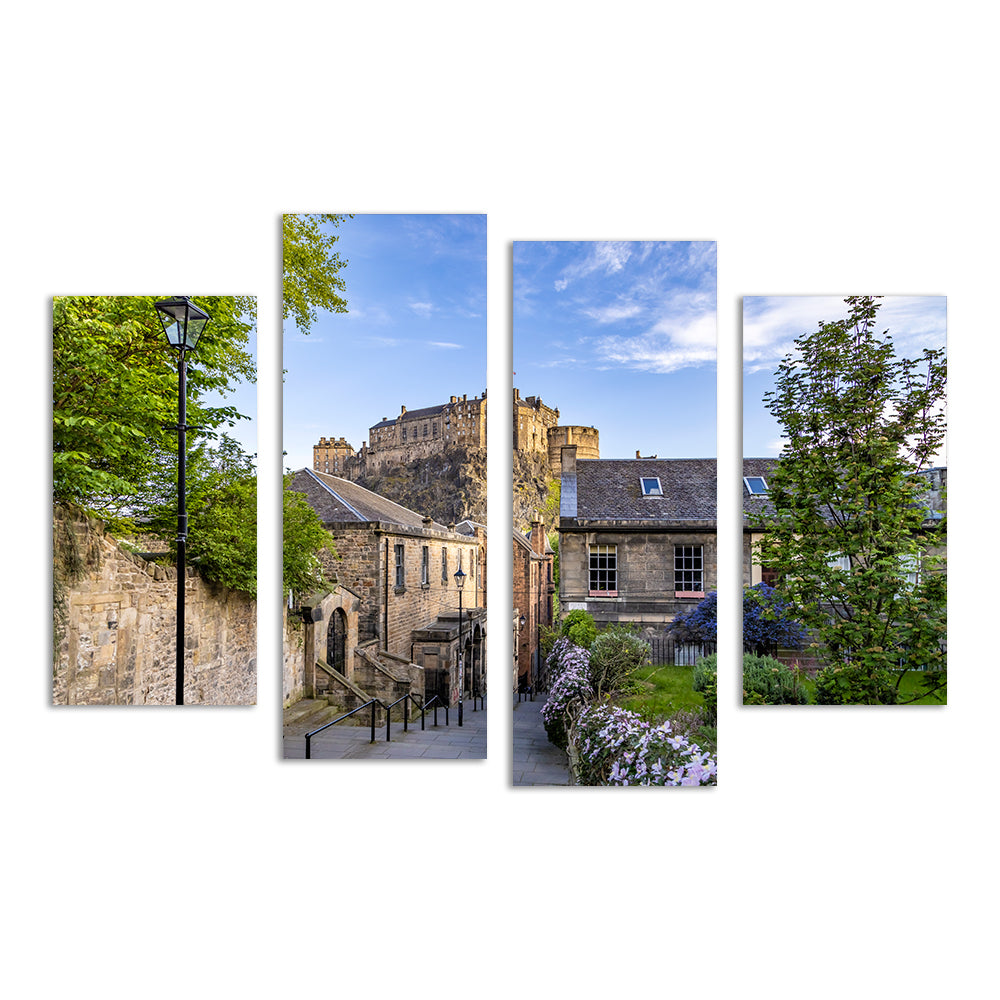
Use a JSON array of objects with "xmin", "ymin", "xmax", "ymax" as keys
[{"xmin": 4, "ymin": 3, "xmax": 996, "ymax": 998}]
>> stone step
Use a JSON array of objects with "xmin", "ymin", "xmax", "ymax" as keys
[{"xmin": 283, "ymin": 698, "xmax": 351, "ymax": 736}]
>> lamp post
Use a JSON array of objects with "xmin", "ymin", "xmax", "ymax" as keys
[
  {"xmin": 154, "ymin": 296, "xmax": 210, "ymax": 705},
  {"xmin": 454, "ymin": 566, "xmax": 466, "ymax": 726}
]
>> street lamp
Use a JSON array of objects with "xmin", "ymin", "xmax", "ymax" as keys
[
  {"xmin": 454, "ymin": 565, "xmax": 466, "ymax": 726},
  {"xmin": 154, "ymin": 296, "xmax": 210, "ymax": 705}
]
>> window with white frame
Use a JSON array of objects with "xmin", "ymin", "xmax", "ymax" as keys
[
  {"xmin": 827, "ymin": 553, "xmax": 851, "ymax": 573},
  {"xmin": 442, "ymin": 547, "xmax": 448, "ymax": 583},
  {"xmin": 674, "ymin": 544, "xmax": 704, "ymax": 595},
  {"xmin": 640, "ymin": 477, "xmax": 663, "ymax": 496},
  {"xmin": 589, "ymin": 544, "xmax": 617, "ymax": 595},
  {"xmin": 743, "ymin": 476, "xmax": 768, "ymax": 495},
  {"xmin": 394, "ymin": 543, "xmax": 405, "ymax": 588},
  {"xmin": 421, "ymin": 546, "xmax": 429, "ymax": 585},
  {"xmin": 900, "ymin": 553, "xmax": 920, "ymax": 587}
]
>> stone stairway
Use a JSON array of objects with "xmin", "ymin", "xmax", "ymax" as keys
[{"xmin": 283, "ymin": 698, "xmax": 355, "ymax": 738}]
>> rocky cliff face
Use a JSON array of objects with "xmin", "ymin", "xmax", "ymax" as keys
[
  {"xmin": 354, "ymin": 446, "xmax": 487, "ymax": 526},
  {"xmin": 513, "ymin": 449, "xmax": 558, "ymax": 536}
]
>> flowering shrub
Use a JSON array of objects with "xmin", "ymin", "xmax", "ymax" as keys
[
  {"xmin": 541, "ymin": 639, "xmax": 593, "ymax": 750},
  {"xmin": 575, "ymin": 703, "xmax": 717, "ymax": 786}
]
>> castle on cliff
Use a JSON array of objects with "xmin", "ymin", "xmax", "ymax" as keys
[{"xmin": 312, "ymin": 388, "xmax": 599, "ymax": 481}]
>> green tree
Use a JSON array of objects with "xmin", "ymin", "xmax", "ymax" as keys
[
  {"xmin": 282, "ymin": 214, "xmax": 351, "ymax": 334},
  {"xmin": 143, "ymin": 435, "xmax": 257, "ymax": 595},
  {"xmin": 755, "ymin": 295, "xmax": 947, "ymax": 703},
  {"xmin": 53, "ymin": 295, "xmax": 255, "ymax": 530},
  {"xmin": 283, "ymin": 475, "xmax": 338, "ymax": 600}
]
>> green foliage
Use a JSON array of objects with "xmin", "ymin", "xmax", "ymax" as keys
[
  {"xmin": 143, "ymin": 435, "xmax": 257, "ymax": 595},
  {"xmin": 282, "ymin": 214, "xmax": 351, "ymax": 334},
  {"xmin": 756, "ymin": 295, "xmax": 947, "ymax": 687},
  {"xmin": 742, "ymin": 653, "xmax": 810, "ymax": 705},
  {"xmin": 53, "ymin": 294, "xmax": 255, "ymax": 530},
  {"xmin": 588, "ymin": 623, "xmax": 650, "ymax": 698},
  {"xmin": 814, "ymin": 662, "xmax": 899, "ymax": 705},
  {"xmin": 560, "ymin": 609, "xmax": 597, "ymax": 649},
  {"xmin": 283, "ymin": 475, "xmax": 338, "ymax": 600},
  {"xmin": 692, "ymin": 654, "xmax": 718, "ymax": 718}
]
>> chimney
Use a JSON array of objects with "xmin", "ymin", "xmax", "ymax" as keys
[
  {"xmin": 636, "ymin": 450, "xmax": 640, "ymax": 459},
  {"xmin": 560, "ymin": 446, "xmax": 578, "ymax": 520},
  {"xmin": 530, "ymin": 518, "xmax": 544, "ymax": 556},
  {"xmin": 401, "ymin": 405, "xmax": 407, "ymax": 415}
]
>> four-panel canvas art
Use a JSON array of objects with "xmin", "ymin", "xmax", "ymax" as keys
[{"xmin": 51, "ymin": 220, "xmax": 947, "ymax": 782}]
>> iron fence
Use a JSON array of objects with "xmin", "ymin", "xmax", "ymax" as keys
[{"xmin": 648, "ymin": 637, "xmax": 717, "ymax": 666}]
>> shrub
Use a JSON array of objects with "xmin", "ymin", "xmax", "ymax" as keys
[
  {"xmin": 588, "ymin": 623, "xmax": 650, "ymax": 698},
  {"xmin": 814, "ymin": 663, "xmax": 899, "ymax": 705},
  {"xmin": 742, "ymin": 653, "xmax": 809, "ymax": 705},
  {"xmin": 561, "ymin": 609, "xmax": 597, "ymax": 649},
  {"xmin": 742, "ymin": 582, "xmax": 807, "ymax": 651},
  {"xmin": 575, "ymin": 704, "xmax": 717, "ymax": 786},
  {"xmin": 692, "ymin": 654, "xmax": 718, "ymax": 719},
  {"xmin": 666, "ymin": 591, "xmax": 718, "ymax": 642},
  {"xmin": 541, "ymin": 640, "xmax": 592, "ymax": 750}
]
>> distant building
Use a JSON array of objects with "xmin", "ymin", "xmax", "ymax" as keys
[
  {"xmin": 312, "ymin": 392, "xmax": 487, "ymax": 480},
  {"xmin": 513, "ymin": 388, "xmax": 599, "ymax": 475}
]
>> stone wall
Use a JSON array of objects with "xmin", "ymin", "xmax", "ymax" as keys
[
  {"xmin": 559, "ymin": 524, "xmax": 718, "ymax": 627},
  {"xmin": 53, "ymin": 506, "xmax": 256, "ymax": 706}
]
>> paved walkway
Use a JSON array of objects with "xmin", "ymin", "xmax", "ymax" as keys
[
  {"xmin": 513, "ymin": 695, "xmax": 572, "ymax": 786},
  {"xmin": 284, "ymin": 702, "xmax": 487, "ymax": 759}
]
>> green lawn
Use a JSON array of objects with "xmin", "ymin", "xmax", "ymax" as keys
[{"xmin": 617, "ymin": 663, "xmax": 706, "ymax": 721}]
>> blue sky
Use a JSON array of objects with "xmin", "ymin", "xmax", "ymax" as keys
[
  {"xmin": 283, "ymin": 215, "xmax": 487, "ymax": 471},
  {"xmin": 513, "ymin": 241, "xmax": 717, "ymax": 459},
  {"xmin": 742, "ymin": 295, "xmax": 948, "ymax": 463}
]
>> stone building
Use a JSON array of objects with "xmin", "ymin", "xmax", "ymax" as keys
[
  {"xmin": 513, "ymin": 388, "xmax": 599, "ymax": 477},
  {"xmin": 558, "ymin": 447, "xmax": 722, "ymax": 630},
  {"xmin": 313, "ymin": 392, "xmax": 487, "ymax": 480},
  {"xmin": 287, "ymin": 468, "xmax": 486, "ymax": 708},
  {"xmin": 513, "ymin": 520, "xmax": 555, "ymax": 691},
  {"xmin": 313, "ymin": 436, "xmax": 355, "ymax": 476}
]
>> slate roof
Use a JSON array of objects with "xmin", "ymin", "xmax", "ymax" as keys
[
  {"xmin": 567, "ymin": 457, "xmax": 782, "ymax": 522},
  {"xmin": 741, "ymin": 457, "xmax": 780, "ymax": 522},
  {"xmin": 291, "ymin": 468, "xmax": 447, "ymax": 529},
  {"xmin": 371, "ymin": 403, "xmax": 448, "ymax": 429}
]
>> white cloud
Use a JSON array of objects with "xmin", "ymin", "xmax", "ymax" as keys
[
  {"xmin": 409, "ymin": 301, "xmax": 434, "ymax": 318},
  {"xmin": 554, "ymin": 241, "xmax": 634, "ymax": 292},
  {"xmin": 743, "ymin": 295, "xmax": 947, "ymax": 373},
  {"xmin": 580, "ymin": 302, "xmax": 643, "ymax": 324},
  {"xmin": 596, "ymin": 312, "xmax": 717, "ymax": 373},
  {"xmin": 427, "ymin": 341, "xmax": 463, "ymax": 350}
]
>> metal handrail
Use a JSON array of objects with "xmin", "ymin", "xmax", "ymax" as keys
[
  {"xmin": 304, "ymin": 698, "xmax": 385, "ymax": 758},
  {"xmin": 415, "ymin": 693, "xmax": 449, "ymax": 730},
  {"xmin": 305, "ymin": 692, "xmax": 455, "ymax": 757}
]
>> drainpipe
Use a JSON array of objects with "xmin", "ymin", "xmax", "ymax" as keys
[{"xmin": 384, "ymin": 535, "xmax": 389, "ymax": 652}]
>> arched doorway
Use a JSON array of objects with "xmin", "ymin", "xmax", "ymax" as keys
[{"xmin": 327, "ymin": 608, "xmax": 347, "ymax": 674}]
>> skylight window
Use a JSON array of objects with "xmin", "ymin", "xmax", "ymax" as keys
[
  {"xmin": 640, "ymin": 477, "xmax": 663, "ymax": 496},
  {"xmin": 743, "ymin": 476, "xmax": 768, "ymax": 495}
]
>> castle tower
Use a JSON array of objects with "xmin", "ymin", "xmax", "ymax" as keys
[{"xmin": 313, "ymin": 436, "xmax": 356, "ymax": 476}]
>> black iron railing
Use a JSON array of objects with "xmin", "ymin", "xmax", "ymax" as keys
[
  {"xmin": 649, "ymin": 637, "xmax": 718, "ymax": 666},
  {"xmin": 304, "ymin": 692, "xmax": 452, "ymax": 758}
]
